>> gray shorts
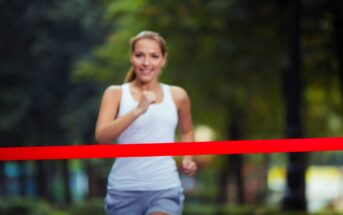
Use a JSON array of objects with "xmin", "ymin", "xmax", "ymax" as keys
[{"xmin": 104, "ymin": 187, "xmax": 184, "ymax": 215}]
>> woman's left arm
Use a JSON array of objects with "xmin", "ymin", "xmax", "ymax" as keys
[{"xmin": 171, "ymin": 86, "xmax": 197, "ymax": 176}]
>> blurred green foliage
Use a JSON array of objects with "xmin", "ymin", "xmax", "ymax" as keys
[
  {"xmin": 1, "ymin": 0, "xmax": 343, "ymax": 213},
  {"xmin": 1, "ymin": 197, "xmax": 343, "ymax": 215},
  {"xmin": 68, "ymin": 198, "xmax": 104, "ymax": 215},
  {"xmin": 0, "ymin": 197, "xmax": 66, "ymax": 215}
]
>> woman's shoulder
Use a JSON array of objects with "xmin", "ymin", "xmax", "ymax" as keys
[
  {"xmin": 102, "ymin": 85, "xmax": 122, "ymax": 101},
  {"xmin": 169, "ymin": 85, "xmax": 187, "ymax": 95},
  {"xmin": 104, "ymin": 85, "xmax": 122, "ymax": 93},
  {"xmin": 169, "ymin": 85, "xmax": 190, "ymax": 105}
]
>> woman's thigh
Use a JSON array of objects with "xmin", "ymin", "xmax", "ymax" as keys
[
  {"xmin": 145, "ymin": 187, "xmax": 184, "ymax": 215},
  {"xmin": 104, "ymin": 190, "xmax": 143, "ymax": 215}
]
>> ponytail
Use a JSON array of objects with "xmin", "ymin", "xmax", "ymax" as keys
[{"xmin": 124, "ymin": 67, "xmax": 136, "ymax": 82}]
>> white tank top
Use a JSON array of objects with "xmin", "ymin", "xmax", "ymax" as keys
[{"xmin": 107, "ymin": 83, "xmax": 181, "ymax": 191}]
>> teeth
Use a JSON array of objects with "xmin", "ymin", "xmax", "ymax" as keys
[{"xmin": 141, "ymin": 69, "xmax": 152, "ymax": 75}]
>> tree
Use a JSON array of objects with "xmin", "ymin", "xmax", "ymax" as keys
[
  {"xmin": 74, "ymin": 0, "xmax": 290, "ymax": 207},
  {"xmin": 0, "ymin": 0, "xmax": 108, "ymax": 204},
  {"xmin": 72, "ymin": 0, "xmax": 343, "ymax": 210},
  {"xmin": 281, "ymin": 0, "xmax": 308, "ymax": 210}
]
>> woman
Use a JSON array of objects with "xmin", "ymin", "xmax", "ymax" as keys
[{"xmin": 95, "ymin": 31, "xmax": 197, "ymax": 215}]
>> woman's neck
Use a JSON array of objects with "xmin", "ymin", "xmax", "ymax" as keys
[{"xmin": 132, "ymin": 79, "xmax": 160, "ymax": 91}]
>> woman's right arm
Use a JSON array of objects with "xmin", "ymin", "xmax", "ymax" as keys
[
  {"xmin": 95, "ymin": 86, "xmax": 139, "ymax": 143},
  {"xmin": 95, "ymin": 85, "xmax": 155, "ymax": 143}
]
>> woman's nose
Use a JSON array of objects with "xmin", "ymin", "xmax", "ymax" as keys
[{"xmin": 143, "ymin": 57, "xmax": 150, "ymax": 66}]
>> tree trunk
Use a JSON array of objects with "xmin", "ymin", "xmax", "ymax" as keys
[
  {"xmin": 227, "ymin": 155, "xmax": 244, "ymax": 204},
  {"xmin": 62, "ymin": 160, "xmax": 72, "ymax": 204},
  {"xmin": 256, "ymin": 154, "xmax": 270, "ymax": 204},
  {"xmin": 36, "ymin": 160, "xmax": 46, "ymax": 199},
  {"xmin": 217, "ymin": 156, "xmax": 229, "ymax": 205},
  {"xmin": 216, "ymin": 114, "xmax": 244, "ymax": 208},
  {"xmin": 18, "ymin": 161, "xmax": 26, "ymax": 196},
  {"xmin": 282, "ymin": 0, "xmax": 308, "ymax": 211},
  {"xmin": 331, "ymin": 0, "xmax": 343, "ymax": 108},
  {"xmin": 35, "ymin": 160, "xmax": 53, "ymax": 202},
  {"xmin": 87, "ymin": 160, "xmax": 98, "ymax": 197},
  {"xmin": 227, "ymin": 117, "xmax": 244, "ymax": 205},
  {"xmin": 0, "ymin": 162, "xmax": 5, "ymax": 196}
]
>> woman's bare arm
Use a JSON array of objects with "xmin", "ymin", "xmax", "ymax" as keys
[
  {"xmin": 171, "ymin": 86, "xmax": 197, "ymax": 176},
  {"xmin": 95, "ymin": 86, "xmax": 154, "ymax": 143},
  {"xmin": 95, "ymin": 86, "xmax": 138, "ymax": 143}
]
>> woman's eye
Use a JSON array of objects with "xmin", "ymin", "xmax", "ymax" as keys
[{"xmin": 152, "ymin": 55, "xmax": 160, "ymax": 59}]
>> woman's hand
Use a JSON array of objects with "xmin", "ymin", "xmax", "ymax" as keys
[
  {"xmin": 182, "ymin": 157, "xmax": 197, "ymax": 176},
  {"xmin": 135, "ymin": 91, "xmax": 156, "ymax": 115}
]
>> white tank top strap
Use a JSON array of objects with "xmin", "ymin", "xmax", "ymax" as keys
[
  {"xmin": 120, "ymin": 83, "xmax": 135, "ymax": 105},
  {"xmin": 161, "ymin": 84, "xmax": 176, "ymax": 107},
  {"xmin": 120, "ymin": 82, "xmax": 128, "ymax": 94}
]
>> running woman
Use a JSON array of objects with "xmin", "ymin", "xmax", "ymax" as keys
[{"xmin": 95, "ymin": 31, "xmax": 197, "ymax": 215}]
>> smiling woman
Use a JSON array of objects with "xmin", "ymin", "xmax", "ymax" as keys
[
  {"xmin": 95, "ymin": 31, "xmax": 197, "ymax": 215},
  {"xmin": 131, "ymin": 38, "xmax": 166, "ymax": 84},
  {"xmin": 126, "ymin": 31, "xmax": 167, "ymax": 84}
]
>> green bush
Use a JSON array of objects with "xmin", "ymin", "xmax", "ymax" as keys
[
  {"xmin": 220, "ymin": 204, "xmax": 255, "ymax": 214},
  {"xmin": 0, "ymin": 197, "xmax": 67, "ymax": 215},
  {"xmin": 313, "ymin": 210, "xmax": 343, "ymax": 215},
  {"xmin": 1, "ymin": 197, "xmax": 341, "ymax": 215},
  {"xmin": 68, "ymin": 198, "xmax": 104, "ymax": 215},
  {"xmin": 183, "ymin": 203, "xmax": 218, "ymax": 215},
  {"xmin": 183, "ymin": 203, "xmax": 342, "ymax": 215},
  {"xmin": 0, "ymin": 197, "xmax": 105, "ymax": 215},
  {"xmin": 184, "ymin": 204, "xmax": 258, "ymax": 215}
]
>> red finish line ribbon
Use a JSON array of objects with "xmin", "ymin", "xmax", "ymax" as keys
[{"xmin": 0, "ymin": 137, "xmax": 343, "ymax": 161}]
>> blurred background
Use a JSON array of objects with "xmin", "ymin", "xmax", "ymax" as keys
[{"xmin": 1, "ymin": 0, "xmax": 343, "ymax": 214}]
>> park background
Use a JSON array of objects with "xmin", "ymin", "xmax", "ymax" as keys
[{"xmin": 1, "ymin": 0, "xmax": 343, "ymax": 214}]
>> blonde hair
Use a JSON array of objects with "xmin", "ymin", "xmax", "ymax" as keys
[{"xmin": 125, "ymin": 31, "xmax": 167, "ymax": 82}]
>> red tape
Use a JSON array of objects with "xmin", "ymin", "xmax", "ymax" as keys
[{"xmin": 0, "ymin": 137, "xmax": 342, "ymax": 161}]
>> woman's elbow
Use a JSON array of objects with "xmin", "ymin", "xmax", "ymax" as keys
[
  {"xmin": 95, "ymin": 134, "xmax": 103, "ymax": 143},
  {"xmin": 95, "ymin": 130, "xmax": 110, "ymax": 143}
]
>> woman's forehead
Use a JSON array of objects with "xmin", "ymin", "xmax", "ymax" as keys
[{"xmin": 134, "ymin": 39, "xmax": 161, "ymax": 52}]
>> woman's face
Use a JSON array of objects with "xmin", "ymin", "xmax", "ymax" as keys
[{"xmin": 131, "ymin": 38, "xmax": 166, "ymax": 83}]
